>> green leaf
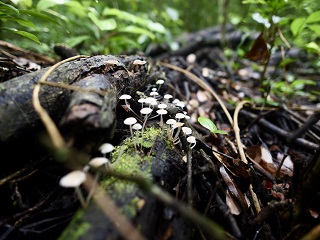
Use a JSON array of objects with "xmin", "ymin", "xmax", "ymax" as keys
[
  {"xmin": 65, "ymin": 1, "xmax": 87, "ymax": 17},
  {"xmin": 305, "ymin": 41, "xmax": 320, "ymax": 53},
  {"xmin": 118, "ymin": 26, "xmax": 155, "ymax": 40},
  {"xmin": 242, "ymin": 0, "xmax": 267, "ymax": 4},
  {"xmin": 0, "ymin": 2, "xmax": 19, "ymax": 15},
  {"xmin": 88, "ymin": 12, "xmax": 117, "ymax": 31},
  {"xmin": 198, "ymin": 117, "xmax": 228, "ymax": 135},
  {"xmin": 146, "ymin": 21, "xmax": 166, "ymax": 33},
  {"xmin": 290, "ymin": 18, "xmax": 306, "ymax": 36},
  {"xmin": 36, "ymin": 0, "xmax": 58, "ymax": 11},
  {"xmin": 5, "ymin": 17, "xmax": 37, "ymax": 29},
  {"xmin": 103, "ymin": 8, "xmax": 166, "ymax": 34},
  {"xmin": 198, "ymin": 117, "xmax": 217, "ymax": 132},
  {"xmin": 213, "ymin": 130, "xmax": 228, "ymax": 135},
  {"xmin": 20, "ymin": 10, "xmax": 60, "ymax": 25},
  {"xmin": 307, "ymin": 24, "xmax": 320, "ymax": 34},
  {"xmin": 1, "ymin": 27, "xmax": 41, "ymax": 44},
  {"xmin": 306, "ymin": 10, "xmax": 320, "ymax": 23},
  {"xmin": 103, "ymin": 8, "xmax": 147, "ymax": 26}
]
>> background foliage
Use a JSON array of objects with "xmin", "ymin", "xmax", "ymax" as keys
[{"xmin": 0, "ymin": 0, "xmax": 319, "ymax": 56}]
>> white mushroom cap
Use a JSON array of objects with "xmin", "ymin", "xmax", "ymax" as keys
[
  {"xmin": 171, "ymin": 122, "xmax": 184, "ymax": 129},
  {"xmin": 158, "ymin": 103, "xmax": 168, "ymax": 109},
  {"xmin": 59, "ymin": 170, "xmax": 86, "ymax": 188},
  {"xmin": 187, "ymin": 136, "xmax": 196, "ymax": 144},
  {"xmin": 120, "ymin": 94, "xmax": 132, "ymax": 100},
  {"xmin": 182, "ymin": 127, "xmax": 192, "ymax": 135},
  {"xmin": 138, "ymin": 98, "xmax": 146, "ymax": 104},
  {"xmin": 124, "ymin": 117, "xmax": 137, "ymax": 125},
  {"xmin": 88, "ymin": 157, "xmax": 109, "ymax": 168},
  {"xmin": 187, "ymin": 136, "xmax": 196, "ymax": 149},
  {"xmin": 151, "ymin": 88, "xmax": 157, "ymax": 92},
  {"xmin": 133, "ymin": 59, "xmax": 146, "ymax": 65},
  {"xmin": 176, "ymin": 102, "xmax": 186, "ymax": 108},
  {"xmin": 144, "ymin": 97, "xmax": 157, "ymax": 104},
  {"xmin": 106, "ymin": 59, "xmax": 120, "ymax": 65},
  {"xmin": 164, "ymin": 94, "xmax": 173, "ymax": 100},
  {"xmin": 150, "ymin": 92, "xmax": 159, "ymax": 96},
  {"xmin": 156, "ymin": 79, "xmax": 165, "ymax": 85},
  {"xmin": 132, "ymin": 123, "xmax": 142, "ymax": 130},
  {"xmin": 175, "ymin": 113, "xmax": 186, "ymax": 120},
  {"xmin": 99, "ymin": 143, "xmax": 114, "ymax": 154},
  {"xmin": 166, "ymin": 119, "xmax": 177, "ymax": 125},
  {"xmin": 156, "ymin": 109, "xmax": 168, "ymax": 115},
  {"xmin": 140, "ymin": 107, "xmax": 153, "ymax": 115},
  {"xmin": 172, "ymin": 99, "xmax": 181, "ymax": 104}
]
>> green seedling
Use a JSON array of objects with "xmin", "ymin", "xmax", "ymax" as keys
[{"xmin": 198, "ymin": 117, "xmax": 228, "ymax": 135}]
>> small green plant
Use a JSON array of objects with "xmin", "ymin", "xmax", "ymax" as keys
[
  {"xmin": 270, "ymin": 78, "xmax": 317, "ymax": 101},
  {"xmin": 198, "ymin": 117, "xmax": 228, "ymax": 135}
]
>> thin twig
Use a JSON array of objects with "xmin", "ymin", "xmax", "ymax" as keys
[{"xmin": 233, "ymin": 100, "xmax": 261, "ymax": 213}]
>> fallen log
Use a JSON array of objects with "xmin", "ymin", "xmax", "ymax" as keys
[{"xmin": 0, "ymin": 55, "xmax": 149, "ymax": 143}]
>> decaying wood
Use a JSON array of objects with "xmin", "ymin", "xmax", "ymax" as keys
[{"xmin": 0, "ymin": 55, "xmax": 149, "ymax": 143}]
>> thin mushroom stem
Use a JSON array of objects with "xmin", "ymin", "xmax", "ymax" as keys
[{"xmin": 75, "ymin": 187, "xmax": 87, "ymax": 208}]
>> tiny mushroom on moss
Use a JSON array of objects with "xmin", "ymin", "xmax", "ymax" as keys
[
  {"xmin": 99, "ymin": 143, "xmax": 114, "ymax": 157},
  {"xmin": 156, "ymin": 109, "xmax": 168, "ymax": 127},
  {"xmin": 140, "ymin": 107, "xmax": 153, "ymax": 136},
  {"xmin": 132, "ymin": 123, "xmax": 142, "ymax": 147},
  {"xmin": 59, "ymin": 170, "xmax": 87, "ymax": 207},
  {"xmin": 124, "ymin": 117, "xmax": 138, "ymax": 149},
  {"xmin": 88, "ymin": 157, "xmax": 109, "ymax": 168}
]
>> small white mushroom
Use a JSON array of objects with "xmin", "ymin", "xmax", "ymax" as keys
[
  {"xmin": 156, "ymin": 79, "xmax": 165, "ymax": 92},
  {"xmin": 156, "ymin": 109, "xmax": 168, "ymax": 127},
  {"xmin": 182, "ymin": 127, "xmax": 192, "ymax": 135},
  {"xmin": 133, "ymin": 59, "xmax": 146, "ymax": 65},
  {"xmin": 175, "ymin": 113, "xmax": 186, "ymax": 121},
  {"xmin": 132, "ymin": 123, "xmax": 142, "ymax": 148},
  {"xmin": 88, "ymin": 157, "xmax": 109, "ymax": 168},
  {"xmin": 124, "ymin": 117, "xmax": 138, "ymax": 150},
  {"xmin": 172, "ymin": 122, "xmax": 185, "ymax": 144},
  {"xmin": 187, "ymin": 136, "xmax": 196, "ymax": 149},
  {"xmin": 119, "ymin": 94, "xmax": 133, "ymax": 112},
  {"xmin": 163, "ymin": 94, "xmax": 173, "ymax": 103},
  {"xmin": 175, "ymin": 101, "xmax": 186, "ymax": 108},
  {"xmin": 138, "ymin": 98, "xmax": 146, "ymax": 108},
  {"xmin": 166, "ymin": 118, "xmax": 177, "ymax": 125},
  {"xmin": 132, "ymin": 123, "xmax": 142, "ymax": 130},
  {"xmin": 99, "ymin": 143, "xmax": 114, "ymax": 157},
  {"xmin": 140, "ymin": 107, "xmax": 153, "ymax": 136},
  {"xmin": 150, "ymin": 91, "xmax": 159, "ymax": 97},
  {"xmin": 59, "ymin": 170, "xmax": 87, "ymax": 207},
  {"xmin": 158, "ymin": 103, "xmax": 168, "ymax": 109}
]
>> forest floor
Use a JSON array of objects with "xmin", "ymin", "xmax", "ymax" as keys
[{"xmin": 0, "ymin": 26, "xmax": 320, "ymax": 240}]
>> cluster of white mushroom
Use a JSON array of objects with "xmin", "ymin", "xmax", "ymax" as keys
[
  {"xmin": 59, "ymin": 143, "xmax": 115, "ymax": 207},
  {"xmin": 120, "ymin": 81, "xmax": 197, "ymax": 150}
]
